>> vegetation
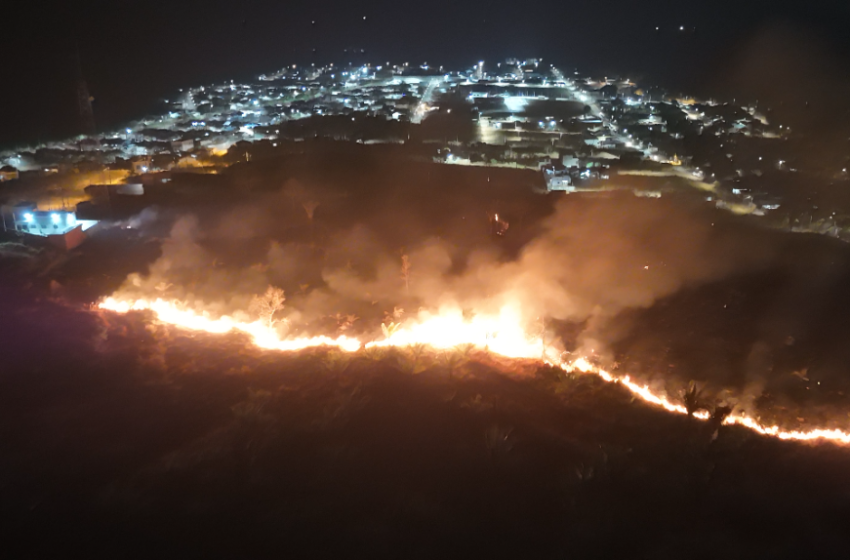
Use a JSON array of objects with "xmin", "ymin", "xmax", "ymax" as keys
[
  {"xmin": 400, "ymin": 253, "xmax": 411, "ymax": 292},
  {"xmin": 4, "ymin": 142, "xmax": 850, "ymax": 557},
  {"xmin": 250, "ymin": 286, "xmax": 286, "ymax": 329},
  {"xmin": 682, "ymin": 381, "xmax": 706, "ymax": 417},
  {"xmin": 3, "ymin": 280, "xmax": 850, "ymax": 558}
]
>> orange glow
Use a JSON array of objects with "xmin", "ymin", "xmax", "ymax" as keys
[
  {"xmin": 99, "ymin": 296, "xmax": 850, "ymax": 446},
  {"xmin": 565, "ymin": 358, "xmax": 850, "ymax": 444},
  {"xmin": 99, "ymin": 297, "xmax": 361, "ymax": 352},
  {"xmin": 367, "ymin": 305, "xmax": 549, "ymax": 360}
]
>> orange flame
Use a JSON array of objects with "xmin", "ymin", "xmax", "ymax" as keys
[
  {"xmin": 99, "ymin": 297, "xmax": 361, "ymax": 352},
  {"xmin": 565, "ymin": 358, "xmax": 850, "ymax": 444},
  {"xmin": 98, "ymin": 296, "xmax": 850, "ymax": 446},
  {"xmin": 367, "ymin": 305, "xmax": 548, "ymax": 360}
]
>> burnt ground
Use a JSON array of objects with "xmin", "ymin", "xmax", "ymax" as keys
[{"xmin": 3, "ymin": 149, "xmax": 850, "ymax": 557}]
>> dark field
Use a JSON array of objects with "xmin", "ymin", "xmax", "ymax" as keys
[{"xmin": 3, "ymin": 146, "xmax": 850, "ymax": 558}]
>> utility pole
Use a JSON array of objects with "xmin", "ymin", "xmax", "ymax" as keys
[{"xmin": 74, "ymin": 43, "xmax": 96, "ymax": 136}]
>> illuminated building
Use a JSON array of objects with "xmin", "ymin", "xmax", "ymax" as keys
[
  {"xmin": 0, "ymin": 165, "xmax": 19, "ymax": 182},
  {"xmin": 4, "ymin": 202, "xmax": 98, "ymax": 250}
]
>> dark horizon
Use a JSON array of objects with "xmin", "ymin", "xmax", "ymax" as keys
[{"xmin": 1, "ymin": 0, "xmax": 849, "ymax": 149}]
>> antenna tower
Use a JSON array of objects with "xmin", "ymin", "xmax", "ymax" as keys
[{"xmin": 74, "ymin": 44, "xmax": 96, "ymax": 136}]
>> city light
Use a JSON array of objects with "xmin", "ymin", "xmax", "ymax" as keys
[{"xmin": 504, "ymin": 96, "xmax": 529, "ymax": 112}]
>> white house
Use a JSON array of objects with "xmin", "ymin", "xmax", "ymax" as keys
[{"xmin": 6, "ymin": 203, "xmax": 98, "ymax": 250}]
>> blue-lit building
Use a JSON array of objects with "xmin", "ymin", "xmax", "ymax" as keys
[{"xmin": 5, "ymin": 202, "xmax": 98, "ymax": 250}]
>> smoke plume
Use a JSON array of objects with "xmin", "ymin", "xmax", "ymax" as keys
[{"xmin": 114, "ymin": 192, "xmax": 774, "ymax": 352}]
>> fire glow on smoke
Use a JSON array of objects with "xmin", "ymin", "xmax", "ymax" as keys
[{"xmin": 99, "ymin": 296, "xmax": 850, "ymax": 446}]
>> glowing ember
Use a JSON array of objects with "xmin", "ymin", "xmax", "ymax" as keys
[{"xmin": 98, "ymin": 296, "xmax": 850, "ymax": 446}]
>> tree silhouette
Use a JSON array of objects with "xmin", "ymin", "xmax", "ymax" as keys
[
  {"xmin": 302, "ymin": 199, "xmax": 320, "ymax": 222},
  {"xmin": 400, "ymin": 254, "xmax": 411, "ymax": 293},
  {"xmin": 302, "ymin": 199, "xmax": 320, "ymax": 243},
  {"xmin": 682, "ymin": 382, "xmax": 706, "ymax": 417},
  {"xmin": 250, "ymin": 286, "xmax": 286, "ymax": 329}
]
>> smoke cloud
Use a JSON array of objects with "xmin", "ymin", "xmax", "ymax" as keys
[{"xmin": 114, "ymin": 191, "xmax": 775, "ymax": 352}]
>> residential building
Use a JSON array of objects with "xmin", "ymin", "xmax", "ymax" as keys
[{"xmin": 0, "ymin": 165, "xmax": 19, "ymax": 182}]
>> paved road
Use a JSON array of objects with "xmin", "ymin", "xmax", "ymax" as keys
[
  {"xmin": 411, "ymin": 78, "xmax": 440, "ymax": 124},
  {"xmin": 551, "ymin": 66, "xmax": 706, "ymax": 182}
]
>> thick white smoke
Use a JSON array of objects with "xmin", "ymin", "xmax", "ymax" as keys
[{"xmin": 112, "ymin": 192, "xmax": 775, "ymax": 351}]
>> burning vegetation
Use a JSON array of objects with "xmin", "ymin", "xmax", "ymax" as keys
[
  {"xmin": 5, "ymin": 149, "xmax": 850, "ymax": 556},
  {"xmin": 85, "ymin": 152, "xmax": 850, "ymax": 445}
]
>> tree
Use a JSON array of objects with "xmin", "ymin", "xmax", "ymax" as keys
[
  {"xmin": 709, "ymin": 404, "xmax": 732, "ymax": 429},
  {"xmin": 302, "ymin": 199, "xmax": 320, "ymax": 243},
  {"xmin": 682, "ymin": 382, "xmax": 706, "ymax": 417},
  {"xmin": 400, "ymin": 254, "xmax": 411, "ymax": 293},
  {"xmin": 283, "ymin": 179, "xmax": 322, "ymax": 243},
  {"xmin": 250, "ymin": 286, "xmax": 286, "ymax": 329},
  {"xmin": 302, "ymin": 199, "xmax": 320, "ymax": 222}
]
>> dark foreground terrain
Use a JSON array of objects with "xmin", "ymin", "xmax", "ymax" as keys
[
  {"xmin": 4, "ymin": 148, "xmax": 850, "ymax": 558},
  {"xmin": 2, "ymin": 294, "xmax": 850, "ymax": 559}
]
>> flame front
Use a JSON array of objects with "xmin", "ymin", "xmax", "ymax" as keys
[
  {"xmin": 566, "ymin": 358, "xmax": 850, "ymax": 444},
  {"xmin": 98, "ymin": 296, "xmax": 850, "ymax": 446},
  {"xmin": 367, "ymin": 305, "xmax": 547, "ymax": 359},
  {"xmin": 99, "ymin": 297, "xmax": 362, "ymax": 352}
]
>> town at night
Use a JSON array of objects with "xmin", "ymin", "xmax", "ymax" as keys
[{"xmin": 3, "ymin": 2, "xmax": 850, "ymax": 557}]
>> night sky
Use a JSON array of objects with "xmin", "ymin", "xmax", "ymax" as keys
[{"xmin": 1, "ymin": 0, "xmax": 848, "ymax": 148}]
